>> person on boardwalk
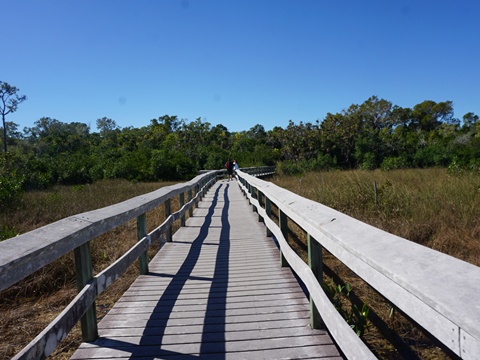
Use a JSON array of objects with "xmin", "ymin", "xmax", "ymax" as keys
[
  {"xmin": 233, "ymin": 159, "xmax": 239, "ymax": 171},
  {"xmin": 225, "ymin": 159, "xmax": 234, "ymax": 181}
]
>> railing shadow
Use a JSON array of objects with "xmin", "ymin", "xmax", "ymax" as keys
[{"xmin": 91, "ymin": 183, "xmax": 231, "ymax": 359}]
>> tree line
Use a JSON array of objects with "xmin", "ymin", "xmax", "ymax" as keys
[{"xmin": 1, "ymin": 81, "xmax": 479, "ymax": 208}]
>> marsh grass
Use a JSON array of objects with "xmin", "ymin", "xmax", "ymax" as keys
[
  {"xmin": 272, "ymin": 168, "xmax": 480, "ymax": 358},
  {"xmin": 0, "ymin": 179, "xmax": 182, "ymax": 359},
  {"xmin": 273, "ymin": 168, "xmax": 480, "ymax": 266}
]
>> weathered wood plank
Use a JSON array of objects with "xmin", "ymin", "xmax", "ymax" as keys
[
  {"xmin": 71, "ymin": 180, "xmax": 341, "ymax": 360},
  {"xmin": 13, "ymin": 282, "xmax": 96, "ymax": 360}
]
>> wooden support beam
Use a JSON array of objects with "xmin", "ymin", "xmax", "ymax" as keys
[
  {"xmin": 74, "ymin": 242, "xmax": 98, "ymax": 341},
  {"xmin": 265, "ymin": 196, "xmax": 272, "ymax": 237},
  {"xmin": 308, "ymin": 233, "xmax": 324, "ymax": 329},
  {"xmin": 279, "ymin": 209, "xmax": 289, "ymax": 268},
  {"xmin": 137, "ymin": 213, "xmax": 148, "ymax": 274},
  {"xmin": 188, "ymin": 189, "xmax": 193, "ymax": 217},
  {"xmin": 165, "ymin": 199, "xmax": 172, "ymax": 242},
  {"xmin": 257, "ymin": 190, "xmax": 264, "ymax": 222},
  {"xmin": 180, "ymin": 192, "xmax": 185, "ymax": 227}
]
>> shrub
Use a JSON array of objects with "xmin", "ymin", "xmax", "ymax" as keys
[
  {"xmin": 381, "ymin": 156, "xmax": 410, "ymax": 171},
  {"xmin": 0, "ymin": 153, "xmax": 25, "ymax": 209}
]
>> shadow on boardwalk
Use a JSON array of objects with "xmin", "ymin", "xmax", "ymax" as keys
[
  {"xmin": 72, "ymin": 181, "xmax": 342, "ymax": 359},
  {"xmin": 92, "ymin": 184, "xmax": 230, "ymax": 359}
]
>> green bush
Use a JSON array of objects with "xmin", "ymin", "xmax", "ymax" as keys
[
  {"xmin": 150, "ymin": 149, "xmax": 195, "ymax": 180},
  {"xmin": 0, "ymin": 154, "xmax": 25, "ymax": 209},
  {"xmin": 0, "ymin": 225, "xmax": 18, "ymax": 241},
  {"xmin": 381, "ymin": 156, "xmax": 410, "ymax": 171}
]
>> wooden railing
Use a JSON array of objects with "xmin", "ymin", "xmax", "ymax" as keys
[
  {"xmin": 198, "ymin": 165, "xmax": 276, "ymax": 179},
  {"xmin": 236, "ymin": 170, "xmax": 480, "ymax": 360},
  {"xmin": 0, "ymin": 172, "xmax": 218, "ymax": 360}
]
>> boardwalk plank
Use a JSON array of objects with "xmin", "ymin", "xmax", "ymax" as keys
[{"xmin": 71, "ymin": 180, "xmax": 342, "ymax": 360}]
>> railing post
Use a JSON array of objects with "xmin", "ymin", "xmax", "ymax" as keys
[
  {"xmin": 265, "ymin": 196, "xmax": 272, "ymax": 237},
  {"xmin": 308, "ymin": 233, "xmax": 324, "ymax": 329},
  {"xmin": 195, "ymin": 183, "xmax": 200, "ymax": 207},
  {"xmin": 279, "ymin": 209, "xmax": 289, "ymax": 267},
  {"xmin": 180, "ymin": 192, "xmax": 185, "ymax": 227},
  {"xmin": 199, "ymin": 180, "xmax": 203, "ymax": 202},
  {"xmin": 257, "ymin": 190, "xmax": 264, "ymax": 222},
  {"xmin": 137, "ymin": 213, "xmax": 149, "ymax": 274},
  {"xmin": 165, "ymin": 199, "xmax": 172, "ymax": 242},
  {"xmin": 188, "ymin": 188, "xmax": 193, "ymax": 217},
  {"xmin": 74, "ymin": 242, "xmax": 98, "ymax": 341}
]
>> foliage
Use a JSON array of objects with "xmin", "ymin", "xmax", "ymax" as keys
[
  {"xmin": 1, "ymin": 94, "xmax": 479, "ymax": 189},
  {"xmin": 0, "ymin": 153, "xmax": 25, "ymax": 209},
  {"xmin": 0, "ymin": 81, "xmax": 27, "ymax": 152},
  {"xmin": 323, "ymin": 281, "xmax": 371, "ymax": 337},
  {"xmin": 0, "ymin": 225, "xmax": 18, "ymax": 241}
]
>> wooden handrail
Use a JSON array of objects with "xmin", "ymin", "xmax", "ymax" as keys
[
  {"xmin": 236, "ymin": 170, "xmax": 480, "ymax": 360},
  {"xmin": 0, "ymin": 171, "xmax": 218, "ymax": 360},
  {"xmin": 198, "ymin": 165, "xmax": 276, "ymax": 179}
]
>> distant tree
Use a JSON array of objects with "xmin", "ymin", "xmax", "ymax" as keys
[
  {"xmin": 320, "ymin": 112, "xmax": 360, "ymax": 167},
  {"xmin": 462, "ymin": 112, "xmax": 479, "ymax": 129},
  {"xmin": 410, "ymin": 100, "xmax": 455, "ymax": 132},
  {"xmin": 246, "ymin": 124, "xmax": 267, "ymax": 142},
  {"xmin": 96, "ymin": 117, "xmax": 119, "ymax": 136},
  {"xmin": 0, "ymin": 81, "xmax": 27, "ymax": 152}
]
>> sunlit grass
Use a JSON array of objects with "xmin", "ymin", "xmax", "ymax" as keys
[{"xmin": 272, "ymin": 168, "xmax": 480, "ymax": 266}]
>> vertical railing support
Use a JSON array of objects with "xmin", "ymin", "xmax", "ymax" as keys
[
  {"xmin": 265, "ymin": 196, "xmax": 272, "ymax": 237},
  {"xmin": 195, "ymin": 183, "xmax": 200, "ymax": 207},
  {"xmin": 308, "ymin": 233, "xmax": 324, "ymax": 329},
  {"xmin": 74, "ymin": 242, "xmax": 98, "ymax": 342},
  {"xmin": 198, "ymin": 180, "xmax": 203, "ymax": 202},
  {"xmin": 137, "ymin": 213, "xmax": 148, "ymax": 275},
  {"xmin": 165, "ymin": 199, "xmax": 172, "ymax": 242},
  {"xmin": 257, "ymin": 190, "xmax": 264, "ymax": 222},
  {"xmin": 279, "ymin": 209, "xmax": 289, "ymax": 267},
  {"xmin": 180, "ymin": 192, "xmax": 185, "ymax": 227},
  {"xmin": 188, "ymin": 189, "xmax": 193, "ymax": 217}
]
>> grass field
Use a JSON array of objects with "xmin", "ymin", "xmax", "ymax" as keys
[
  {"xmin": 1, "ymin": 169, "xmax": 479, "ymax": 359},
  {"xmin": 272, "ymin": 168, "xmax": 480, "ymax": 267}
]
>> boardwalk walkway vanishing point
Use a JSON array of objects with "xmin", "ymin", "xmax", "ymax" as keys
[{"xmin": 71, "ymin": 179, "xmax": 342, "ymax": 359}]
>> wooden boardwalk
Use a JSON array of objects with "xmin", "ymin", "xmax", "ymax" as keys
[{"xmin": 71, "ymin": 180, "xmax": 342, "ymax": 359}]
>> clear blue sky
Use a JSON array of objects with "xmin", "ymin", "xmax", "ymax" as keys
[{"xmin": 3, "ymin": 0, "xmax": 479, "ymax": 133}]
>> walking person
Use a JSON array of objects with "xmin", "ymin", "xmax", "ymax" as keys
[{"xmin": 225, "ymin": 159, "xmax": 234, "ymax": 181}]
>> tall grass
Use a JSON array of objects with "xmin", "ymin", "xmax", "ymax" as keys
[{"xmin": 272, "ymin": 168, "xmax": 480, "ymax": 266}]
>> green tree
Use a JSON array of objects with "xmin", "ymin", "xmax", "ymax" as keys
[
  {"xmin": 0, "ymin": 81, "xmax": 27, "ymax": 152},
  {"xmin": 462, "ymin": 112, "xmax": 479, "ymax": 130},
  {"xmin": 352, "ymin": 96, "xmax": 395, "ymax": 169},
  {"xmin": 320, "ymin": 112, "xmax": 360, "ymax": 167},
  {"xmin": 96, "ymin": 117, "xmax": 119, "ymax": 137},
  {"xmin": 410, "ymin": 100, "xmax": 455, "ymax": 132}
]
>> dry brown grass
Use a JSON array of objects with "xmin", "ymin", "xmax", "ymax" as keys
[
  {"xmin": 0, "ymin": 179, "xmax": 183, "ymax": 360},
  {"xmin": 272, "ymin": 168, "xmax": 480, "ymax": 266},
  {"xmin": 271, "ymin": 168, "xmax": 480, "ymax": 358}
]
